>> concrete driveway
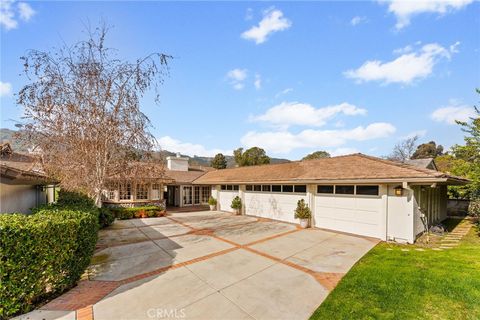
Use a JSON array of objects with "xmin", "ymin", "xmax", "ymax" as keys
[{"xmin": 19, "ymin": 210, "xmax": 378, "ymax": 320}]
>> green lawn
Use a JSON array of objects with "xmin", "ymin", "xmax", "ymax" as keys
[{"xmin": 310, "ymin": 223, "xmax": 480, "ymax": 320}]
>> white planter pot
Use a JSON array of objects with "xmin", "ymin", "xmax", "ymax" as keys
[
  {"xmin": 299, "ymin": 219, "xmax": 309, "ymax": 229},
  {"xmin": 209, "ymin": 205, "xmax": 216, "ymax": 211}
]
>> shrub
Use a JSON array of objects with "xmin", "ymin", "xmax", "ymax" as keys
[
  {"xmin": 469, "ymin": 199, "xmax": 480, "ymax": 222},
  {"xmin": 208, "ymin": 196, "xmax": 217, "ymax": 206},
  {"xmin": 110, "ymin": 206, "xmax": 166, "ymax": 220},
  {"xmin": 98, "ymin": 207, "xmax": 115, "ymax": 228},
  {"xmin": 0, "ymin": 207, "xmax": 98, "ymax": 319},
  {"xmin": 231, "ymin": 196, "xmax": 242, "ymax": 210},
  {"xmin": 294, "ymin": 199, "xmax": 311, "ymax": 220},
  {"xmin": 56, "ymin": 190, "xmax": 95, "ymax": 208}
]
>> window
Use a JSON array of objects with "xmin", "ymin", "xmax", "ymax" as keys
[
  {"xmin": 335, "ymin": 185, "xmax": 354, "ymax": 195},
  {"xmin": 226, "ymin": 185, "xmax": 233, "ymax": 191},
  {"xmin": 272, "ymin": 185, "xmax": 282, "ymax": 192},
  {"xmin": 194, "ymin": 186, "xmax": 200, "ymax": 204},
  {"xmin": 233, "ymin": 185, "xmax": 239, "ymax": 191},
  {"xmin": 317, "ymin": 185, "xmax": 334, "ymax": 194},
  {"xmin": 106, "ymin": 189, "xmax": 115, "ymax": 201},
  {"xmin": 119, "ymin": 183, "xmax": 132, "ymax": 200},
  {"xmin": 254, "ymin": 185, "xmax": 261, "ymax": 192},
  {"xmin": 201, "ymin": 187, "xmax": 210, "ymax": 203},
  {"xmin": 294, "ymin": 185, "xmax": 307, "ymax": 193},
  {"xmin": 221, "ymin": 185, "xmax": 227, "ymax": 190},
  {"xmin": 151, "ymin": 184, "xmax": 160, "ymax": 200},
  {"xmin": 282, "ymin": 185, "xmax": 294, "ymax": 192},
  {"xmin": 356, "ymin": 185, "xmax": 379, "ymax": 196},
  {"xmin": 136, "ymin": 184, "xmax": 148, "ymax": 200},
  {"xmin": 262, "ymin": 185, "xmax": 271, "ymax": 192},
  {"xmin": 246, "ymin": 185, "xmax": 253, "ymax": 191}
]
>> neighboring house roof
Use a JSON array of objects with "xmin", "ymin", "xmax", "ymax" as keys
[
  {"xmin": 193, "ymin": 153, "xmax": 468, "ymax": 185},
  {"xmin": 403, "ymin": 158, "xmax": 438, "ymax": 170},
  {"xmin": 165, "ymin": 169, "xmax": 208, "ymax": 184},
  {"xmin": 0, "ymin": 142, "xmax": 47, "ymax": 182}
]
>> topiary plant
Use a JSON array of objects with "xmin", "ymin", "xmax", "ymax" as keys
[
  {"xmin": 208, "ymin": 196, "xmax": 217, "ymax": 206},
  {"xmin": 294, "ymin": 199, "xmax": 311, "ymax": 220},
  {"xmin": 231, "ymin": 196, "xmax": 242, "ymax": 210}
]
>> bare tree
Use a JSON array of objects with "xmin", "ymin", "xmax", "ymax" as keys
[
  {"xmin": 387, "ymin": 135, "xmax": 419, "ymax": 162},
  {"xmin": 17, "ymin": 24, "xmax": 171, "ymax": 206}
]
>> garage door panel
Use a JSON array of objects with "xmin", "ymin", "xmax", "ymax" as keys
[
  {"xmin": 314, "ymin": 195, "xmax": 382, "ymax": 238},
  {"xmin": 245, "ymin": 193, "xmax": 306, "ymax": 224},
  {"xmin": 219, "ymin": 191, "xmax": 238, "ymax": 213}
]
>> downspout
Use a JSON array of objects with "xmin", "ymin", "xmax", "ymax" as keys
[{"xmin": 385, "ymin": 185, "xmax": 389, "ymax": 241}]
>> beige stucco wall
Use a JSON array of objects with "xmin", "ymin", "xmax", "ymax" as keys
[{"xmin": 0, "ymin": 179, "xmax": 46, "ymax": 214}]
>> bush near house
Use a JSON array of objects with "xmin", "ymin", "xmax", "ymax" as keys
[
  {"xmin": 110, "ymin": 205, "xmax": 166, "ymax": 220},
  {"xmin": 0, "ymin": 192, "xmax": 99, "ymax": 319}
]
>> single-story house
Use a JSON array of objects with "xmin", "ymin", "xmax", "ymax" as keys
[
  {"xmin": 102, "ymin": 154, "xmax": 213, "ymax": 208},
  {"xmin": 193, "ymin": 153, "xmax": 468, "ymax": 243},
  {"xmin": 0, "ymin": 142, "xmax": 54, "ymax": 214}
]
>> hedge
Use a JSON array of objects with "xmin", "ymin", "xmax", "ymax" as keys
[
  {"xmin": 110, "ymin": 205, "xmax": 166, "ymax": 220},
  {"xmin": 0, "ymin": 192, "xmax": 99, "ymax": 319}
]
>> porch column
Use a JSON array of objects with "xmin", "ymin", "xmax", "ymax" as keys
[
  {"xmin": 239, "ymin": 185, "xmax": 245, "ymax": 215},
  {"xmin": 306, "ymin": 184, "xmax": 315, "ymax": 226}
]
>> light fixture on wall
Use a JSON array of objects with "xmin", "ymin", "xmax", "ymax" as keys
[{"xmin": 394, "ymin": 186, "xmax": 403, "ymax": 196}]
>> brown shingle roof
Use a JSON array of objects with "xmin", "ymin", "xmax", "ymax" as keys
[
  {"xmin": 0, "ymin": 146, "xmax": 46, "ymax": 181},
  {"xmin": 165, "ymin": 170, "xmax": 208, "ymax": 184},
  {"xmin": 193, "ymin": 153, "xmax": 468, "ymax": 184}
]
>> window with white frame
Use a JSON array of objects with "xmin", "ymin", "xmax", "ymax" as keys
[
  {"xmin": 151, "ymin": 183, "xmax": 161, "ymax": 200},
  {"xmin": 107, "ymin": 189, "xmax": 115, "ymax": 201},
  {"xmin": 136, "ymin": 183, "xmax": 149, "ymax": 200},
  {"xmin": 201, "ymin": 187, "xmax": 210, "ymax": 203},
  {"xmin": 119, "ymin": 183, "xmax": 132, "ymax": 200}
]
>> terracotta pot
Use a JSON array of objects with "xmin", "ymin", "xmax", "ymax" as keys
[{"xmin": 234, "ymin": 208, "xmax": 241, "ymax": 215}]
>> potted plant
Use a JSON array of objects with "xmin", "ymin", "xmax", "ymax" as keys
[
  {"xmin": 294, "ymin": 199, "xmax": 311, "ymax": 228},
  {"xmin": 231, "ymin": 196, "xmax": 242, "ymax": 215},
  {"xmin": 208, "ymin": 196, "xmax": 217, "ymax": 211}
]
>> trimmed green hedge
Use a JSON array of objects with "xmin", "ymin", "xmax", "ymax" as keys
[
  {"xmin": 0, "ymin": 192, "xmax": 99, "ymax": 319},
  {"xmin": 110, "ymin": 206, "xmax": 166, "ymax": 220}
]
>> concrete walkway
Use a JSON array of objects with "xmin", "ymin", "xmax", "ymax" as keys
[{"xmin": 16, "ymin": 211, "xmax": 378, "ymax": 320}]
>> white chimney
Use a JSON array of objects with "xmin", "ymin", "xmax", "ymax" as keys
[{"xmin": 167, "ymin": 154, "xmax": 189, "ymax": 171}]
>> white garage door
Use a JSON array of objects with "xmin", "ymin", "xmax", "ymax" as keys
[
  {"xmin": 314, "ymin": 195, "xmax": 383, "ymax": 238},
  {"xmin": 245, "ymin": 192, "xmax": 307, "ymax": 224},
  {"xmin": 218, "ymin": 191, "xmax": 239, "ymax": 213}
]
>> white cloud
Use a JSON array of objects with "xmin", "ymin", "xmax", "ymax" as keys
[
  {"xmin": 250, "ymin": 102, "xmax": 367, "ymax": 128},
  {"xmin": 275, "ymin": 88, "xmax": 293, "ymax": 98},
  {"xmin": 344, "ymin": 42, "xmax": 457, "ymax": 84},
  {"xmin": 241, "ymin": 123, "xmax": 396, "ymax": 154},
  {"xmin": 226, "ymin": 68, "xmax": 248, "ymax": 90},
  {"xmin": 158, "ymin": 136, "xmax": 231, "ymax": 157},
  {"xmin": 17, "ymin": 2, "xmax": 34, "ymax": 21},
  {"xmin": 0, "ymin": 0, "xmax": 35, "ymax": 30},
  {"xmin": 431, "ymin": 104, "xmax": 476, "ymax": 124},
  {"xmin": 254, "ymin": 74, "xmax": 262, "ymax": 90},
  {"xmin": 382, "ymin": 0, "xmax": 473, "ymax": 30},
  {"xmin": 350, "ymin": 16, "xmax": 367, "ymax": 26},
  {"xmin": 241, "ymin": 8, "xmax": 292, "ymax": 44},
  {"xmin": 0, "ymin": 81, "xmax": 12, "ymax": 97}
]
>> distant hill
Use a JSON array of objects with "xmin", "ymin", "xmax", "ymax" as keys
[
  {"xmin": 0, "ymin": 128, "xmax": 29, "ymax": 152},
  {"xmin": 0, "ymin": 128, "xmax": 290, "ymax": 168}
]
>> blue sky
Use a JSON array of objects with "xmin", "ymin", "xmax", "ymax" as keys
[{"xmin": 1, "ymin": 1, "xmax": 479, "ymax": 160}]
